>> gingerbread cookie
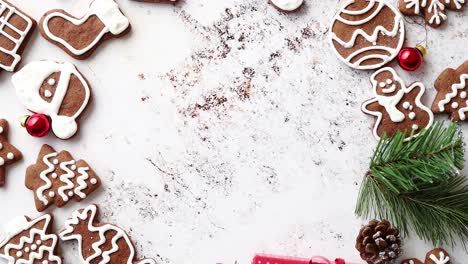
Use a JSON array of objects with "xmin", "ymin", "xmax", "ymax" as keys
[
  {"xmin": 431, "ymin": 60, "xmax": 468, "ymax": 121},
  {"xmin": 25, "ymin": 144, "xmax": 101, "ymax": 212},
  {"xmin": 0, "ymin": 214, "xmax": 62, "ymax": 264},
  {"xmin": 399, "ymin": 0, "xmax": 465, "ymax": 28},
  {"xmin": 39, "ymin": 0, "xmax": 130, "ymax": 60},
  {"xmin": 0, "ymin": 119, "xmax": 22, "ymax": 187},
  {"xmin": 401, "ymin": 248, "xmax": 451, "ymax": 264},
  {"xmin": 329, "ymin": 0, "xmax": 405, "ymax": 70},
  {"xmin": 0, "ymin": 0, "xmax": 36, "ymax": 73},
  {"xmin": 60, "ymin": 204, "xmax": 156, "ymax": 264},
  {"xmin": 362, "ymin": 67, "xmax": 434, "ymax": 140},
  {"xmin": 12, "ymin": 61, "xmax": 91, "ymax": 140},
  {"xmin": 270, "ymin": 0, "xmax": 304, "ymax": 12}
]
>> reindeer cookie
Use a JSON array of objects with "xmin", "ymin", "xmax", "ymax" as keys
[
  {"xmin": 39, "ymin": 0, "xmax": 130, "ymax": 59},
  {"xmin": 362, "ymin": 67, "xmax": 434, "ymax": 140},
  {"xmin": 60, "ymin": 204, "xmax": 156, "ymax": 264},
  {"xmin": 12, "ymin": 61, "xmax": 91, "ymax": 139},
  {"xmin": 401, "ymin": 248, "xmax": 451, "ymax": 264},
  {"xmin": 0, "ymin": 214, "xmax": 62, "ymax": 264},
  {"xmin": 431, "ymin": 61, "xmax": 468, "ymax": 121},
  {"xmin": 399, "ymin": 0, "xmax": 465, "ymax": 28},
  {"xmin": 0, "ymin": 119, "xmax": 22, "ymax": 187}
]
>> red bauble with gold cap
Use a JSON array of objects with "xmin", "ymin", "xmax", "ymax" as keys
[{"xmin": 21, "ymin": 114, "xmax": 51, "ymax": 137}]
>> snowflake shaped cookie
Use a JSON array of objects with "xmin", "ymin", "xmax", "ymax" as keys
[{"xmin": 399, "ymin": 0, "xmax": 465, "ymax": 28}]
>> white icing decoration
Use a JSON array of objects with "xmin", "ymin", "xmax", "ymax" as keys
[
  {"xmin": 68, "ymin": 191, "xmax": 74, "ymax": 197},
  {"xmin": 16, "ymin": 251, "xmax": 22, "ymax": 257},
  {"xmin": 0, "ymin": 126, "xmax": 3, "ymax": 133},
  {"xmin": 12, "ymin": 61, "xmax": 91, "ymax": 139},
  {"xmin": 75, "ymin": 167, "xmax": 91, "ymax": 199},
  {"xmin": 24, "ymin": 247, "xmax": 29, "ymax": 253},
  {"xmin": 271, "ymin": 0, "xmax": 304, "ymax": 11},
  {"xmin": 0, "ymin": 157, "xmax": 4, "ymax": 166},
  {"xmin": 71, "ymin": 165, "xmax": 77, "ymax": 170},
  {"xmin": 36, "ymin": 240, "xmax": 42, "ymax": 245},
  {"xmin": 51, "ymin": 173, "xmax": 57, "ymax": 179},
  {"xmin": 53, "ymin": 159, "xmax": 58, "ymax": 165},
  {"xmin": 30, "ymin": 244, "xmax": 37, "ymax": 251},
  {"xmin": 44, "ymin": 90, "xmax": 52, "ymax": 98},
  {"xmin": 57, "ymin": 160, "xmax": 76, "ymax": 202},
  {"xmin": 7, "ymin": 152, "xmax": 14, "ymax": 160},
  {"xmin": 48, "ymin": 191, "xmax": 55, "ymax": 198},
  {"xmin": 377, "ymin": 90, "xmax": 405, "ymax": 122},
  {"xmin": 412, "ymin": 124, "xmax": 419, "ymax": 130},
  {"xmin": 437, "ymin": 74, "xmax": 468, "ymax": 120},
  {"xmin": 41, "ymin": 0, "xmax": 130, "ymax": 56},
  {"xmin": 90, "ymin": 178, "xmax": 97, "ymax": 185},
  {"xmin": 0, "ymin": 1, "xmax": 34, "ymax": 72},
  {"xmin": 461, "ymin": 91, "xmax": 467, "ymax": 99},
  {"xmin": 379, "ymin": 82, "xmax": 386, "ymax": 88},
  {"xmin": 409, "ymin": 112, "xmax": 416, "ymax": 119},
  {"xmin": 47, "ymin": 78, "xmax": 55, "ymax": 86},
  {"xmin": 452, "ymin": 102, "xmax": 459, "ymax": 108},
  {"xmin": 0, "ymin": 143, "xmax": 2, "ymax": 150},
  {"xmin": 36, "ymin": 152, "xmax": 58, "ymax": 206},
  {"xmin": 403, "ymin": 101, "xmax": 411, "ymax": 109},
  {"xmin": 382, "ymin": 84, "xmax": 397, "ymax": 94},
  {"xmin": 428, "ymin": 0, "xmax": 448, "ymax": 25},
  {"xmin": 386, "ymin": 79, "xmax": 393, "ymax": 84},
  {"xmin": 429, "ymin": 251, "xmax": 450, "ymax": 264}
]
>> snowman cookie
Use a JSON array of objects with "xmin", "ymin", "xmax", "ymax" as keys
[
  {"xmin": 362, "ymin": 67, "xmax": 434, "ymax": 140},
  {"xmin": 330, "ymin": 0, "xmax": 405, "ymax": 70},
  {"xmin": 270, "ymin": 0, "xmax": 304, "ymax": 12},
  {"xmin": 12, "ymin": 61, "xmax": 91, "ymax": 140}
]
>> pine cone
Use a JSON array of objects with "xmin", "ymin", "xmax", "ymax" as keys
[{"xmin": 355, "ymin": 219, "xmax": 402, "ymax": 264}]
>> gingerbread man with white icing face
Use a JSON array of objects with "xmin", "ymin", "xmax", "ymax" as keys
[{"xmin": 362, "ymin": 67, "xmax": 434, "ymax": 140}]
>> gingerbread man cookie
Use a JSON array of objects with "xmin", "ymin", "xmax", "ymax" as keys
[
  {"xmin": 0, "ymin": 214, "xmax": 62, "ymax": 264},
  {"xmin": 60, "ymin": 204, "xmax": 156, "ymax": 264},
  {"xmin": 0, "ymin": 119, "xmax": 22, "ymax": 187},
  {"xmin": 431, "ymin": 61, "xmax": 468, "ymax": 121},
  {"xmin": 270, "ymin": 0, "xmax": 304, "ymax": 12},
  {"xmin": 399, "ymin": 0, "xmax": 465, "ymax": 28},
  {"xmin": 12, "ymin": 61, "xmax": 91, "ymax": 140},
  {"xmin": 362, "ymin": 67, "xmax": 434, "ymax": 140},
  {"xmin": 39, "ymin": 0, "xmax": 130, "ymax": 59},
  {"xmin": 25, "ymin": 144, "xmax": 101, "ymax": 212},
  {"xmin": 401, "ymin": 248, "xmax": 451, "ymax": 264},
  {"xmin": 0, "ymin": 0, "xmax": 36, "ymax": 73},
  {"xmin": 329, "ymin": 0, "xmax": 405, "ymax": 70}
]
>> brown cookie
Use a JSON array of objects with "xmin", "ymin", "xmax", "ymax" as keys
[
  {"xmin": 0, "ymin": 214, "xmax": 62, "ymax": 264},
  {"xmin": 0, "ymin": 119, "xmax": 22, "ymax": 187},
  {"xmin": 39, "ymin": 0, "xmax": 130, "ymax": 60},
  {"xmin": 329, "ymin": 0, "xmax": 405, "ymax": 70},
  {"xmin": 399, "ymin": 0, "xmax": 465, "ymax": 28},
  {"xmin": 59, "ymin": 204, "xmax": 156, "ymax": 264},
  {"xmin": 401, "ymin": 248, "xmax": 451, "ymax": 264},
  {"xmin": 0, "ymin": 0, "xmax": 36, "ymax": 73},
  {"xmin": 362, "ymin": 67, "xmax": 434, "ymax": 140},
  {"xmin": 269, "ymin": 0, "xmax": 304, "ymax": 12},
  {"xmin": 25, "ymin": 144, "xmax": 101, "ymax": 212},
  {"xmin": 431, "ymin": 61, "xmax": 468, "ymax": 121},
  {"xmin": 12, "ymin": 61, "xmax": 92, "ymax": 139}
]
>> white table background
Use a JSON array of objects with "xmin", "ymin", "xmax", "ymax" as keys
[{"xmin": 0, "ymin": 0, "xmax": 467, "ymax": 263}]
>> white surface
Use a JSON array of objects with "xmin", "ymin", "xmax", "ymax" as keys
[{"xmin": 0, "ymin": 0, "xmax": 467, "ymax": 263}]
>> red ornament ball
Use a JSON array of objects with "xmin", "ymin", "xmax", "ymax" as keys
[
  {"xmin": 398, "ymin": 45, "xmax": 426, "ymax": 71},
  {"xmin": 22, "ymin": 114, "xmax": 51, "ymax": 137}
]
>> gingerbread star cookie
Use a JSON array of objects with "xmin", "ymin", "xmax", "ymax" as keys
[
  {"xmin": 399, "ymin": 0, "xmax": 465, "ymax": 28},
  {"xmin": 401, "ymin": 248, "xmax": 451, "ymax": 264},
  {"xmin": 25, "ymin": 144, "xmax": 101, "ymax": 212},
  {"xmin": 39, "ymin": 0, "xmax": 130, "ymax": 59},
  {"xmin": 0, "ymin": 119, "xmax": 22, "ymax": 187},
  {"xmin": 431, "ymin": 61, "xmax": 468, "ymax": 121}
]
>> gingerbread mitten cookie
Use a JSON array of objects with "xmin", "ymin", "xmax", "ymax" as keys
[
  {"xmin": 12, "ymin": 61, "xmax": 91, "ymax": 139},
  {"xmin": 60, "ymin": 204, "xmax": 156, "ymax": 264},
  {"xmin": 39, "ymin": 0, "xmax": 130, "ymax": 59},
  {"xmin": 362, "ymin": 67, "xmax": 434, "ymax": 140},
  {"xmin": 330, "ymin": 0, "xmax": 405, "ymax": 70},
  {"xmin": 0, "ymin": 119, "xmax": 22, "ymax": 187},
  {"xmin": 0, "ymin": 0, "xmax": 36, "ymax": 73},
  {"xmin": 399, "ymin": 0, "xmax": 465, "ymax": 28},
  {"xmin": 401, "ymin": 248, "xmax": 451, "ymax": 264},
  {"xmin": 25, "ymin": 144, "xmax": 101, "ymax": 212},
  {"xmin": 0, "ymin": 214, "xmax": 62, "ymax": 264},
  {"xmin": 431, "ymin": 61, "xmax": 468, "ymax": 121}
]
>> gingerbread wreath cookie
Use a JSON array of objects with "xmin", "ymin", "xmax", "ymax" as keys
[
  {"xmin": 401, "ymin": 248, "xmax": 451, "ymax": 264},
  {"xmin": 431, "ymin": 60, "xmax": 468, "ymax": 121},
  {"xmin": 0, "ymin": 0, "xmax": 36, "ymax": 73},
  {"xmin": 60, "ymin": 204, "xmax": 156, "ymax": 264},
  {"xmin": 12, "ymin": 61, "xmax": 91, "ymax": 140},
  {"xmin": 362, "ymin": 67, "xmax": 434, "ymax": 140},
  {"xmin": 270, "ymin": 0, "xmax": 304, "ymax": 12},
  {"xmin": 0, "ymin": 214, "xmax": 62, "ymax": 264},
  {"xmin": 329, "ymin": 0, "xmax": 405, "ymax": 70},
  {"xmin": 0, "ymin": 119, "xmax": 22, "ymax": 187},
  {"xmin": 39, "ymin": 0, "xmax": 130, "ymax": 60},
  {"xmin": 25, "ymin": 144, "xmax": 101, "ymax": 212},
  {"xmin": 399, "ymin": 0, "xmax": 465, "ymax": 28}
]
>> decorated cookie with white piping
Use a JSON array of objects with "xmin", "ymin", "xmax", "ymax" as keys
[
  {"xmin": 329, "ymin": 0, "xmax": 405, "ymax": 70},
  {"xmin": 39, "ymin": 0, "xmax": 130, "ymax": 59},
  {"xmin": 59, "ymin": 204, "xmax": 156, "ymax": 264},
  {"xmin": 270, "ymin": 0, "xmax": 304, "ymax": 12},
  {"xmin": 12, "ymin": 61, "xmax": 91, "ymax": 140},
  {"xmin": 0, "ymin": 119, "xmax": 22, "ymax": 187},
  {"xmin": 25, "ymin": 144, "xmax": 101, "ymax": 212},
  {"xmin": 0, "ymin": 214, "xmax": 62, "ymax": 264},
  {"xmin": 431, "ymin": 61, "xmax": 468, "ymax": 121},
  {"xmin": 401, "ymin": 248, "xmax": 451, "ymax": 264},
  {"xmin": 362, "ymin": 67, "xmax": 434, "ymax": 140},
  {"xmin": 399, "ymin": 0, "xmax": 465, "ymax": 28}
]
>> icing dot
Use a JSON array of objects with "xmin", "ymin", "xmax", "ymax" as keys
[
  {"xmin": 53, "ymin": 159, "xmax": 59, "ymax": 165},
  {"xmin": 47, "ymin": 78, "xmax": 56, "ymax": 86},
  {"xmin": 409, "ymin": 105, "xmax": 414, "ymax": 111},
  {"xmin": 386, "ymin": 79, "xmax": 393, "ymax": 84},
  {"xmin": 43, "ymin": 261, "xmax": 48, "ymax": 264},
  {"xmin": 7, "ymin": 152, "xmax": 14, "ymax": 160},
  {"xmin": 460, "ymin": 91, "xmax": 467, "ymax": 99},
  {"xmin": 402, "ymin": 102, "xmax": 410, "ymax": 109},
  {"xmin": 0, "ymin": 126, "xmax": 3, "ymax": 133},
  {"xmin": 0, "ymin": 143, "xmax": 2, "ymax": 150},
  {"xmin": 68, "ymin": 191, "xmax": 74, "ymax": 197},
  {"xmin": 412, "ymin": 124, "xmax": 419, "ymax": 130},
  {"xmin": 30, "ymin": 244, "xmax": 37, "ymax": 251},
  {"xmin": 71, "ymin": 165, "xmax": 77, "ymax": 170},
  {"xmin": 51, "ymin": 173, "xmax": 58, "ymax": 179},
  {"xmin": 0, "ymin": 158, "xmax": 4, "ymax": 166},
  {"xmin": 90, "ymin": 178, "xmax": 97, "ymax": 185},
  {"xmin": 49, "ymin": 191, "xmax": 55, "ymax": 198},
  {"xmin": 24, "ymin": 247, "xmax": 29, "ymax": 253},
  {"xmin": 44, "ymin": 90, "xmax": 52, "ymax": 98},
  {"xmin": 452, "ymin": 102, "xmax": 459, "ymax": 109},
  {"xmin": 379, "ymin": 82, "xmax": 386, "ymax": 88},
  {"xmin": 408, "ymin": 112, "xmax": 416, "ymax": 120},
  {"xmin": 16, "ymin": 251, "xmax": 22, "ymax": 257},
  {"xmin": 36, "ymin": 240, "xmax": 42, "ymax": 245}
]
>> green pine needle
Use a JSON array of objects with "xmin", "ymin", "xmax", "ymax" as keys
[{"xmin": 356, "ymin": 122, "xmax": 468, "ymax": 247}]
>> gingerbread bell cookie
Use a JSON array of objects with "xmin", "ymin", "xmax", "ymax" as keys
[
  {"xmin": 431, "ymin": 61, "xmax": 468, "ymax": 121},
  {"xmin": 0, "ymin": 0, "xmax": 36, "ymax": 73},
  {"xmin": 12, "ymin": 61, "xmax": 91, "ymax": 140},
  {"xmin": 401, "ymin": 248, "xmax": 451, "ymax": 264},
  {"xmin": 329, "ymin": 0, "xmax": 405, "ymax": 70},
  {"xmin": 399, "ymin": 0, "xmax": 465, "ymax": 28},
  {"xmin": 0, "ymin": 119, "xmax": 22, "ymax": 187},
  {"xmin": 39, "ymin": 0, "xmax": 130, "ymax": 59},
  {"xmin": 270, "ymin": 0, "xmax": 304, "ymax": 12},
  {"xmin": 25, "ymin": 144, "xmax": 101, "ymax": 212},
  {"xmin": 362, "ymin": 67, "xmax": 434, "ymax": 140},
  {"xmin": 0, "ymin": 214, "xmax": 62, "ymax": 264},
  {"xmin": 60, "ymin": 204, "xmax": 156, "ymax": 264}
]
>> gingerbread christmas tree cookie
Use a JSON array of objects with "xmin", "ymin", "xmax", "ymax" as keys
[
  {"xmin": 399, "ymin": 0, "xmax": 465, "ymax": 28},
  {"xmin": 0, "ymin": 119, "xmax": 22, "ymax": 187},
  {"xmin": 25, "ymin": 144, "xmax": 101, "ymax": 212}
]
